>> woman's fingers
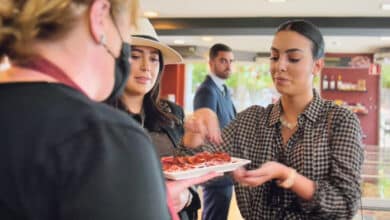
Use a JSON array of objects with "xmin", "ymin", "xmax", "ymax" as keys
[
  {"xmin": 184, "ymin": 108, "xmax": 223, "ymax": 146},
  {"xmin": 171, "ymin": 190, "xmax": 187, "ymax": 212},
  {"xmin": 233, "ymin": 166, "xmax": 272, "ymax": 187},
  {"xmin": 232, "ymin": 167, "xmax": 247, "ymax": 180},
  {"xmin": 239, "ymin": 175, "xmax": 270, "ymax": 187},
  {"xmin": 205, "ymin": 110, "xmax": 221, "ymax": 132},
  {"xmin": 184, "ymin": 114, "xmax": 208, "ymax": 137},
  {"xmin": 245, "ymin": 168, "xmax": 268, "ymax": 177},
  {"xmin": 184, "ymin": 114, "xmax": 201, "ymax": 133},
  {"xmin": 198, "ymin": 109, "xmax": 222, "ymax": 144},
  {"xmin": 206, "ymin": 125, "xmax": 222, "ymax": 145},
  {"xmin": 183, "ymin": 113, "xmax": 209, "ymax": 148}
]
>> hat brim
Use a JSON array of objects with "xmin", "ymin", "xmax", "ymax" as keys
[{"xmin": 130, "ymin": 37, "xmax": 183, "ymax": 64}]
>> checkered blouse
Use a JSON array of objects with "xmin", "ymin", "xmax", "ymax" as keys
[{"xmin": 206, "ymin": 90, "xmax": 364, "ymax": 219}]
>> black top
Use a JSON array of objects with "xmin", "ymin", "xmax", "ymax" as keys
[
  {"xmin": 0, "ymin": 83, "xmax": 170, "ymax": 220},
  {"xmin": 118, "ymin": 100, "xmax": 200, "ymax": 220}
]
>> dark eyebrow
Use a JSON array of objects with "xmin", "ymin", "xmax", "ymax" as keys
[
  {"xmin": 131, "ymin": 47, "xmax": 160, "ymax": 55},
  {"xmin": 219, "ymin": 57, "xmax": 234, "ymax": 63},
  {"xmin": 271, "ymin": 47, "xmax": 279, "ymax": 53},
  {"xmin": 131, "ymin": 48, "xmax": 143, "ymax": 53},
  {"xmin": 286, "ymin": 48, "xmax": 304, "ymax": 53},
  {"xmin": 271, "ymin": 47, "xmax": 303, "ymax": 54}
]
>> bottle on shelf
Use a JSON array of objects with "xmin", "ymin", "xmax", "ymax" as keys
[
  {"xmin": 357, "ymin": 79, "xmax": 367, "ymax": 91},
  {"xmin": 329, "ymin": 75, "xmax": 336, "ymax": 90},
  {"xmin": 322, "ymin": 74, "xmax": 329, "ymax": 90},
  {"xmin": 336, "ymin": 74, "xmax": 343, "ymax": 90}
]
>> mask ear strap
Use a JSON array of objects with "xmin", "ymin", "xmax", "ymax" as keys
[
  {"xmin": 111, "ymin": 16, "xmax": 125, "ymax": 42},
  {"xmin": 102, "ymin": 41, "xmax": 116, "ymax": 58},
  {"xmin": 101, "ymin": 15, "xmax": 126, "ymax": 59}
]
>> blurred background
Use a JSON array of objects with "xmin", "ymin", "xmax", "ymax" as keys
[{"xmin": 136, "ymin": 1, "xmax": 390, "ymax": 219}]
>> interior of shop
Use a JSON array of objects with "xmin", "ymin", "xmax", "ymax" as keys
[{"xmin": 141, "ymin": 0, "xmax": 390, "ymax": 219}]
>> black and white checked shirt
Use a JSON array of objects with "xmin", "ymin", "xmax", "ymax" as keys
[{"xmin": 207, "ymin": 90, "xmax": 364, "ymax": 219}]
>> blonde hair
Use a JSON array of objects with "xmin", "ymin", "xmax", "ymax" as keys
[{"xmin": 0, "ymin": 0, "xmax": 138, "ymax": 63}]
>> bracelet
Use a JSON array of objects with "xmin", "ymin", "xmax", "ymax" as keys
[
  {"xmin": 185, "ymin": 190, "xmax": 193, "ymax": 207},
  {"xmin": 277, "ymin": 168, "xmax": 297, "ymax": 189},
  {"xmin": 179, "ymin": 189, "xmax": 193, "ymax": 209}
]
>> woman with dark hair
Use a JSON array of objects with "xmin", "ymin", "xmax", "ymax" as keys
[
  {"xmin": 110, "ymin": 18, "xmax": 218, "ymax": 220},
  {"xmin": 183, "ymin": 20, "xmax": 364, "ymax": 219}
]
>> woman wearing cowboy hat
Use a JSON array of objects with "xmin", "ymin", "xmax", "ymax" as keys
[{"xmin": 110, "ymin": 18, "xmax": 219, "ymax": 220}]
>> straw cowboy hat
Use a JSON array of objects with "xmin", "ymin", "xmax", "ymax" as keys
[{"xmin": 131, "ymin": 18, "xmax": 183, "ymax": 64}]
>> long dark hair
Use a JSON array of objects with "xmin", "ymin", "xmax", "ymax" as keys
[
  {"xmin": 276, "ymin": 20, "xmax": 325, "ymax": 60},
  {"xmin": 142, "ymin": 50, "xmax": 180, "ymax": 130}
]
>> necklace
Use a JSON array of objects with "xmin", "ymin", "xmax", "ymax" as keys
[{"xmin": 280, "ymin": 116, "xmax": 297, "ymax": 130}]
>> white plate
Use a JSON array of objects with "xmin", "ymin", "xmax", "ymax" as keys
[{"xmin": 163, "ymin": 157, "xmax": 251, "ymax": 180}]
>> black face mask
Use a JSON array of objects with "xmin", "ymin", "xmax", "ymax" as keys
[{"xmin": 104, "ymin": 42, "xmax": 131, "ymax": 103}]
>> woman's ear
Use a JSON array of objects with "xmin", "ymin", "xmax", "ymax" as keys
[
  {"xmin": 312, "ymin": 58, "xmax": 324, "ymax": 77},
  {"xmin": 88, "ymin": 0, "xmax": 111, "ymax": 44}
]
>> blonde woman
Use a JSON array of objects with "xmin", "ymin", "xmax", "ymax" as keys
[{"xmin": 0, "ymin": 0, "xmax": 175, "ymax": 219}]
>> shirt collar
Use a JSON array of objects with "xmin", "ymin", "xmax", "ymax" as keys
[
  {"xmin": 268, "ymin": 89, "xmax": 324, "ymax": 127},
  {"xmin": 209, "ymin": 73, "xmax": 226, "ymax": 92},
  {"xmin": 269, "ymin": 100, "xmax": 282, "ymax": 127},
  {"xmin": 300, "ymin": 89, "xmax": 324, "ymax": 123}
]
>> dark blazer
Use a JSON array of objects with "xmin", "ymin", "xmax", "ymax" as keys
[{"xmin": 194, "ymin": 75, "xmax": 236, "ymax": 129}]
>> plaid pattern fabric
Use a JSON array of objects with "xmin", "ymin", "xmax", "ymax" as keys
[{"xmin": 207, "ymin": 90, "xmax": 364, "ymax": 220}]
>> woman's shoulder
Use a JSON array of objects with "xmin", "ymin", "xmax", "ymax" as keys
[
  {"xmin": 323, "ymin": 100, "xmax": 357, "ymax": 119},
  {"xmin": 158, "ymin": 99, "xmax": 185, "ymax": 124},
  {"xmin": 321, "ymin": 100, "xmax": 360, "ymax": 127},
  {"xmin": 159, "ymin": 99, "xmax": 183, "ymax": 114}
]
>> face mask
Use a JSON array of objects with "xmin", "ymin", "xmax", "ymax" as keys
[{"xmin": 104, "ymin": 42, "xmax": 131, "ymax": 103}]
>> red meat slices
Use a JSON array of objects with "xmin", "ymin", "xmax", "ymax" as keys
[{"xmin": 161, "ymin": 152, "xmax": 231, "ymax": 172}]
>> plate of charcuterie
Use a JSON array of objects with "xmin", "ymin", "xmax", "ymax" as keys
[{"xmin": 161, "ymin": 152, "xmax": 251, "ymax": 180}]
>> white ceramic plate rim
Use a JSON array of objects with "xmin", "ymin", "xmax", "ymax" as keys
[{"xmin": 163, "ymin": 157, "xmax": 251, "ymax": 180}]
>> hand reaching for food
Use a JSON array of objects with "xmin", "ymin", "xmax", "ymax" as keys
[{"xmin": 183, "ymin": 108, "xmax": 222, "ymax": 148}]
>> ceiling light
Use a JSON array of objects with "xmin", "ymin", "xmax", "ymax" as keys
[
  {"xmin": 143, "ymin": 11, "xmax": 159, "ymax": 18},
  {"xmin": 201, "ymin": 36, "xmax": 214, "ymax": 42},
  {"xmin": 382, "ymin": 4, "xmax": 390, "ymax": 10},
  {"xmin": 173, "ymin": 40, "xmax": 185, "ymax": 45},
  {"xmin": 268, "ymin": 0, "xmax": 287, "ymax": 3},
  {"xmin": 382, "ymin": 0, "xmax": 390, "ymax": 10}
]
